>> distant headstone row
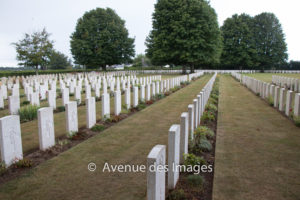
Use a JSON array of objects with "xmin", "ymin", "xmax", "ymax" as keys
[
  {"xmin": 232, "ymin": 72, "xmax": 300, "ymax": 118},
  {"xmin": 272, "ymin": 75, "xmax": 300, "ymax": 92},
  {"xmin": 147, "ymin": 72, "xmax": 217, "ymax": 200},
  {"xmin": 0, "ymin": 73, "xmax": 196, "ymax": 167}
]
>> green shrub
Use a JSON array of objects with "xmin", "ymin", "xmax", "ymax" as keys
[
  {"xmin": 0, "ymin": 162, "xmax": 6, "ymax": 175},
  {"xmin": 199, "ymin": 138, "xmax": 212, "ymax": 152},
  {"xmin": 208, "ymin": 98, "xmax": 217, "ymax": 105},
  {"xmin": 194, "ymin": 126, "xmax": 214, "ymax": 139},
  {"xmin": 211, "ymin": 93, "xmax": 219, "ymax": 100},
  {"xmin": 19, "ymin": 105, "xmax": 39, "ymax": 122},
  {"xmin": 267, "ymin": 95, "xmax": 274, "ymax": 106},
  {"xmin": 183, "ymin": 153, "xmax": 206, "ymax": 167},
  {"xmin": 293, "ymin": 116, "xmax": 300, "ymax": 127},
  {"xmin": 22, "ymin": 100, "xmax": 30, "ymax": 105},
  {"xmin": 201, "ymin": 111, "xmax": 215, "ymax": 122},
  {"xmin": 167, "ymin": 189, "xmax": 186, "ymax": 200},
  {"xmin": 67, "ymin": 131, "xmax": 78, "ymax": 139},
  {"xmin": 57, "ymin": 106, "xmax": 65, "ymax": 112},
  {"xmin": 57, "ymin": 139, "xmax": 70, "ymax": 146},
  {"xmin": 186, "ymin": 174, "xmax": 205, "ymax": 187},
  {"xmin": 205, "ymin": 103, "xmax": 217, "ymax": 113},
  {"xmin": 91, "ymin": 124, "xmax": 105, "ymax": 132},
  {"xmin": 13, "ymin": 158, "xmax": 33, "ymax": 168},
  {"xmin": 137, "ymin": 103, "xmax": 147, "ymax": 111}
]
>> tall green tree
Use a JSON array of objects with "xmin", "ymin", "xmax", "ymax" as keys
[
  {"xmin": 48, "ymin": 50, "xmax": 72, "ymax": 69},
  {"xmin": 146, "ymin": 0, "xmax": 222, "ymax": 73},
  {"xmin": 221, "ymin": 14, "xmax": 258, "ymax": 70},
  {"xmin": 253, "ymin": 12, "xmax": 288, "ymax": 69},
  {"xmin": 70, "ymin": 8, "xmax": 135, "ymax": 70},
  {"xmin": 13, "ymin": 28, "xmax": 53, "ymax": 73}
]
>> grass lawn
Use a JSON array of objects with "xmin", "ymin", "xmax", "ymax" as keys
[
  {"xmin": 0, "ymin": 75, "xmax": 211, "ymax": 200},
  {"xmin": 213, "ymin": 75, "xmax": 300, "ymax": 200},
  {"xmin": 244, "ymin": 73, "xmax": 300, "ymax": 83}
]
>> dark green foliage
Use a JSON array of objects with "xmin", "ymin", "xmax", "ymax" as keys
[
  {"xmin": 19, "ymin": 105, "xmax": 39, "ymax": 122},
  {"xmin": 293, "ymin": 116, "xmax": 300, "ymax": 127},
  {"xmin": 205, "ymin": 103, "xmax": 217, "ymax": 113},
  {"xmin": 186, "ymin": 175, "xmax": 205, "ymax": 186},
  {"xmin": 22, "ymin": 100, "xmax": 30, "ymax": 105},
  {"xmin": 221, "ymin": 12, "xmax": 288, "ymax": 70},
  {"xmin": 194, "ymin": 126, "xmax": 215, "ymax": 140},
  {"xmin": 91, "ymin": 124, "xmax": 105, "ymax": 132},
  {"xmin": 221, "ymin": 14, "xmax": 258, "ymax": 70},
  {"xmin": 137, "ymin": 102, "xmax": 147, "ymax": 111},
  {"xmin": 201, "ymin": 111, "xmax": 215, "ymax": 122},
  {"xmin": 13, "ymin": 158, "xmax": 33, "ymax": 168},
  {"xmin": 167, "ymin": 189, "xmax": 186, "ymax": 200},
  {"xmin": 57, "ymin": 106, "xmax": 65, "ymax": 112},
  {"xmin": 253, "ymin": 13, "xmax": 288, "ymax": 69},
  {"xmin": 48, "ymin": 50, "xmax": 72, "ymax": 69},
  {"xmin": 0, "ymin": 162, "xmax": 6, "ymax": 175},
  {"xmin": 146, "ymin": 0, "xmax": 222, "ymax": 72},
  {"xmin": 199, "ymin": 138, "xmax": 212, "ymax": 152},
  {"xmin": 267, "ymin": 96, "xmax": 274, "ymax": 106},
  {"xmin": 183, "ymin": 153, "xmax": 206, "ymax": 167},
  {"xmin": 12, "ymin": 28, "xmax": 54, "ymax": 72},
  {"xmin": 70, "ymin": 8, "xmax": 135, "ymax": 70}
]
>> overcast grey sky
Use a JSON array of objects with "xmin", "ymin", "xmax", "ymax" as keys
[{"xmin": 0, "ymin": 0, "xmax": 299, "ymax": 67}]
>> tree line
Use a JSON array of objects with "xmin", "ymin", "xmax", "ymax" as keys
[{"xmin": 13, "ymin": 0, "xmax": 295, "ymax": 72}]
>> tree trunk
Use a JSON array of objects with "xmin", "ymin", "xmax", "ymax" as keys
[
  {"xmin": 190, "ymin": 65, "xmax": 195, "ymax": 73},
  {"xmin": 182, "ymin": 65, "xmax": 187, "ymax": 74},
  {"xmin": 35, "ymin": 65, "xmax": 38, "ymax": 75}
]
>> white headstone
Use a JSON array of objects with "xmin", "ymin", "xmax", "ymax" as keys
[
  {"xmin": 193, "ymin": 99, "xmax": 198, "ymax": 128},
  {"xmin": 140, "ymin": 85, "xmax": 145, "ymax": 102},
  {"xmin": 30, "ymin": 92, "xmax": 40, "ymax": 106},
  {"xmin": 125, "ymin": 88, "xmax": 131, "ymax": 109},
  {"xmin": 48, "ymin": 90, "xmax": 56, "ymax": 109},
  {"xmin": 180, "ymin": 112, "xmax": 188, "ymax": 164},
  {"xmin": 168, "ymin": 124, "xmax": 180, "ymax": 189},
  {"xmin": 86, "ymin": 97, "xmax": 96, "ymax": 128},
  {"xmin": 294, "ymin": 93, "xmax": 300, "ymax": 117},
  {"xmin": 114, "ymin": 90, "xmax": 121, "ymax": 116},
  {"xmin": 65, "ymin": 101, "xmax": 78, "ymax": 133},
  {"xmin": 62, "ymin": 88, "xmax": 70, "ymax": 106},
  {"xmin": 102, "ymin": 93, "xmax": 110, "ymax": 119},
  {"xmin": 188, "ymin": 104, "xmax": 194, "ymax": 140},
  {"xmin": 133, "ymin": 86, "xmax": 139, "ymax": 107},
  {"xmin": 38, "ymin": 107, "xmax": 55, "ymax": 150},
  {"xmin": 147, "ymin": 145, "xmax": 166, "ymax": 200},
  {"xmin": 285, "ymin": 90, "xmax": 293, "ymax": 116},
  {"xmin": 8, "ymin": 96, "xmax": 20, "ymax": 115},
  {"xmin": 0, "ymin": 115, "xmax": 23, "ymax": 167}
]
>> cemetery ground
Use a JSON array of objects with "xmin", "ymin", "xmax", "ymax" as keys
[
  {"xmin": 0, "ymin": 74, "xmax": 180, "ymax": 157},
  {"xmin": 213, "ymin": 75, "xmax": 300, "ymax": 200},
  {"xmin": 0, "ymin": 75, "xmax": 212, "ymax": 199}
]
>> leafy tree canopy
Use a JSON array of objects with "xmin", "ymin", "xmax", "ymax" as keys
[
  {"xmin": 70, "ymin": 8, "xmax": 135, "ymax": 70},
  {"xmin": 48, "ymin": 50, "xmax": 72, "ymax": 69},
  {"xmin": 221, "ymin": 12, "xmax": 288, "ymax": 70},
  {"xmin": 146, "ymin": 0, "xmax": 222, "ymax": 72},
  {"xmin": 12, "ymin": 28, "xmax": 54, "ymax": 72}
]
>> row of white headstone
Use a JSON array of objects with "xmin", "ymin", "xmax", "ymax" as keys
[
  {"xmin": 232, "ymin": 72, "xmax": 300, "ymax": 118},
  {"xmin": 0, "ymin": 74, "xmax": 191, "ymax": 167},
  {"xmin": 146, "ymin": 73, "xmax": 217, "ymax": 200},
  {"xmin": 1, "ymin": 74, "xmax": 162, "ymax": 116},
  {"xmin": 272, "ymin": 75, "xmax": 300, "ymax": 92}
]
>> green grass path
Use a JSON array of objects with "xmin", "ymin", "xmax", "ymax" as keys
[
  {"xmin": 0, "ymin": 75, "xmax": 211, "ymax": 200},
  {"xmin": 213, "ymin": 75, "xmax": 300, "ymax": 200}
]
